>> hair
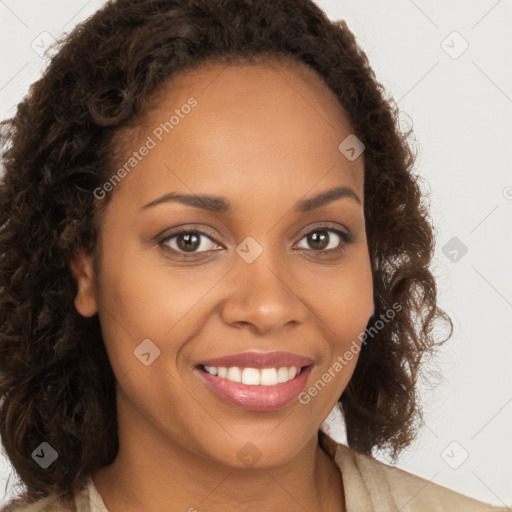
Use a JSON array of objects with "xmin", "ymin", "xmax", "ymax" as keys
[{"xmin": 0, "ymin": 0, "xmax": 453, "ymax": 507}]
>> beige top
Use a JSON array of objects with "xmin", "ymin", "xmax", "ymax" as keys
[{"xmin": 2, "ymin": 434, "xmax": 508, "ymax": 511}]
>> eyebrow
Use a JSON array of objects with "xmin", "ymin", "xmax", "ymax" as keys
[{"xmin": 140, "ymin": 185, "xmax": 361, "ymax": 213}]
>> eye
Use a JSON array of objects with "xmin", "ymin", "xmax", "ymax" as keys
[
  {"xmin": 295, "ymin": 226, "xmax": 353, "ymax": 254},
  {"xmin": 157, "ymin": 224, "xmax": 354, "ymax": 259},
  {"xmin": 158, "ymin": 228, "xmax": 222, "ymax": 257}
]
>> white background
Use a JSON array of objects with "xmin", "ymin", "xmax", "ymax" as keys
[{"xmin": 1, "ymin": 0, "xmax": 511, "ymax": 508}]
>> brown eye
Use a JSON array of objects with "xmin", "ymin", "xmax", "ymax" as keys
[
  {"xmin": 176, "ymin": 232, "xmax": 201, "ymax": 252},
  {"xmin": 295, "ymin": 227, "xmax": 353, "ymax": 253},
  {"xmin": 306, "ymin": 230, "xmax": 330, "ymax": 250},
  {"xmin": 160, "ymin": 229, "xmax": 221, "ymax": 255}
]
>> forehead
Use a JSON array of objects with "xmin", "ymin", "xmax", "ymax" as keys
[
  {"xmin": 112, "ymin": 58, "xmax": 364, "ymax": 207},
  {"xmin": 147, "ymin": 55, "xmax": 348, "ymax": 124}
]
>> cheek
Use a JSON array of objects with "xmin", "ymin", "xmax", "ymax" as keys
[
  {"xmin": 93, "ymin": 247, "xmax": 212, "ymax": 442},
  {"xmin": 96, "ymin": 240, "xmax": 221, "ymax": 352},
  {"xmin": 299, "ymin": 249, "xmax": 373, "ymax": 404},
  {"xmin": 316, "ymin": 249, "xmax": 374, "ymax": 345}
]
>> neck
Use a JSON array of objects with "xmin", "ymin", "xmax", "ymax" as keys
[{"xmin": 92, "ymin": 395, "xmax": 345, "ymax": 511}]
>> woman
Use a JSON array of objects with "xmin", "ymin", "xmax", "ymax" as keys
[{"xmin": 0, "ymin": 0, "xmax": 506, "ymax": 510}]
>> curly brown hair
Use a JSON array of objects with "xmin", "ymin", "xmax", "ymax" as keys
[{"xmin": 0, "ymin": 0, "xmax": 452, "ymax": 506}]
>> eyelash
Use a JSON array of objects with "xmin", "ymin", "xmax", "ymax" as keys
[{"xmin": 157, "ymin": 224, "xmax": 354, "ymax": 259}]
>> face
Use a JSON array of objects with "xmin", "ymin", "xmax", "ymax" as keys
[{"xmin": 72, "ymin": 58, "xmax": 374, "ymax": 469}]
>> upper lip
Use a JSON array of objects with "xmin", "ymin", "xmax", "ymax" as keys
[{"xmin": 196, "ymin": 351, "xmax": 314, "ymax": 369}]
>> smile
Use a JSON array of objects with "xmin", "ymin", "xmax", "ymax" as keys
[
  {"xmin": 201, "ymin": 365, "xmax": 302, "ymax": 385},
  {"xmin": 195, "ymin": 351, "xmax": 314, "ymax": 411}
]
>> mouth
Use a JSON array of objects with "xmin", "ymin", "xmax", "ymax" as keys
[
  {"xmin": 194, "ymin": 352, "xmax": 314, "ymax": 411},
  {"xmin": 198, "ymin": 364, "xmax": 307, "ymax": 385}
]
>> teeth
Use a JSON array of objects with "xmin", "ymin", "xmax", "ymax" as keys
[
  {"xmin": 203, "ymin": 365, "xmax": 301, "ymax": 385},
  {"xmin": 204, "ymin": 365, "xmax": 218, "ymax": 376},
  {"xmin": 261, "ymin": 368, "xmax": 278, "ymax": 386},
  {"xmin": 227, "ymin": 367, "xmax": 242, "ymax": 383},
  {"xmin": 242, "ymin": 368, "xmax": 260, "ymax": 385},
  {"xmin": 277, "ymin": 367, "xmax": 289, "ymax": 383}
]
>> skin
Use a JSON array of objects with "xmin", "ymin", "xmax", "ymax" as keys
[{"xmin": 71, "ymin": 57, "xmax": 374, "ymax": 512}]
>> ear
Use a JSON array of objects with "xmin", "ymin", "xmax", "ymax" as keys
[{"xmin": 70, "ymin": 249, "xmax": 98, "ymax": 317}]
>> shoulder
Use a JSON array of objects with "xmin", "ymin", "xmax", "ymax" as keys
[
  {"xmin": 352, "ymin": 448, "xmax": 507, "ymax": 511},
  {"xmin": 322, "ymin": 434, "xmax": 508, "ymax": 512},
  {"xmin": 0, "ymin": 480, "xmax": 92, "ymax": 512},
  {"xmin": 0, "ymin": 495, "xmax": 71, "ymax": 512}
]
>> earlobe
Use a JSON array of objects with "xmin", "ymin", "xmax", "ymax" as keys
[{"xmin": 70, "ymin": 249, "xmax": 98, "ymax": 317}]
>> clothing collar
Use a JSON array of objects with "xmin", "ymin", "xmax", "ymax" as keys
[{"xmin": 319, "ymin": 430, "xmax": 399, "ymax": 512}]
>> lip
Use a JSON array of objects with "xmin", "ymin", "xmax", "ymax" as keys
[
  {"xmin": 194, "ymin": 351, "xmax": 314, "ymax": 411},
  {"xmin": 196, "ymin": 351, "xmax": 314, "ymax": 369},
  {"xmin": 196, "ymin": 365, "xmax": 313, "ymax": 411}
]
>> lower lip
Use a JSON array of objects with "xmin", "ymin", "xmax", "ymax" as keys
[{"xmin": 196, "ymin": 366, "xmax": 313, "ymax": 411}]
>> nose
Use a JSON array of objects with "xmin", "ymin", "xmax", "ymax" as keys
[{"xmin": 220, "ymin": 248, "xmax": 309, "ymax": 336}]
